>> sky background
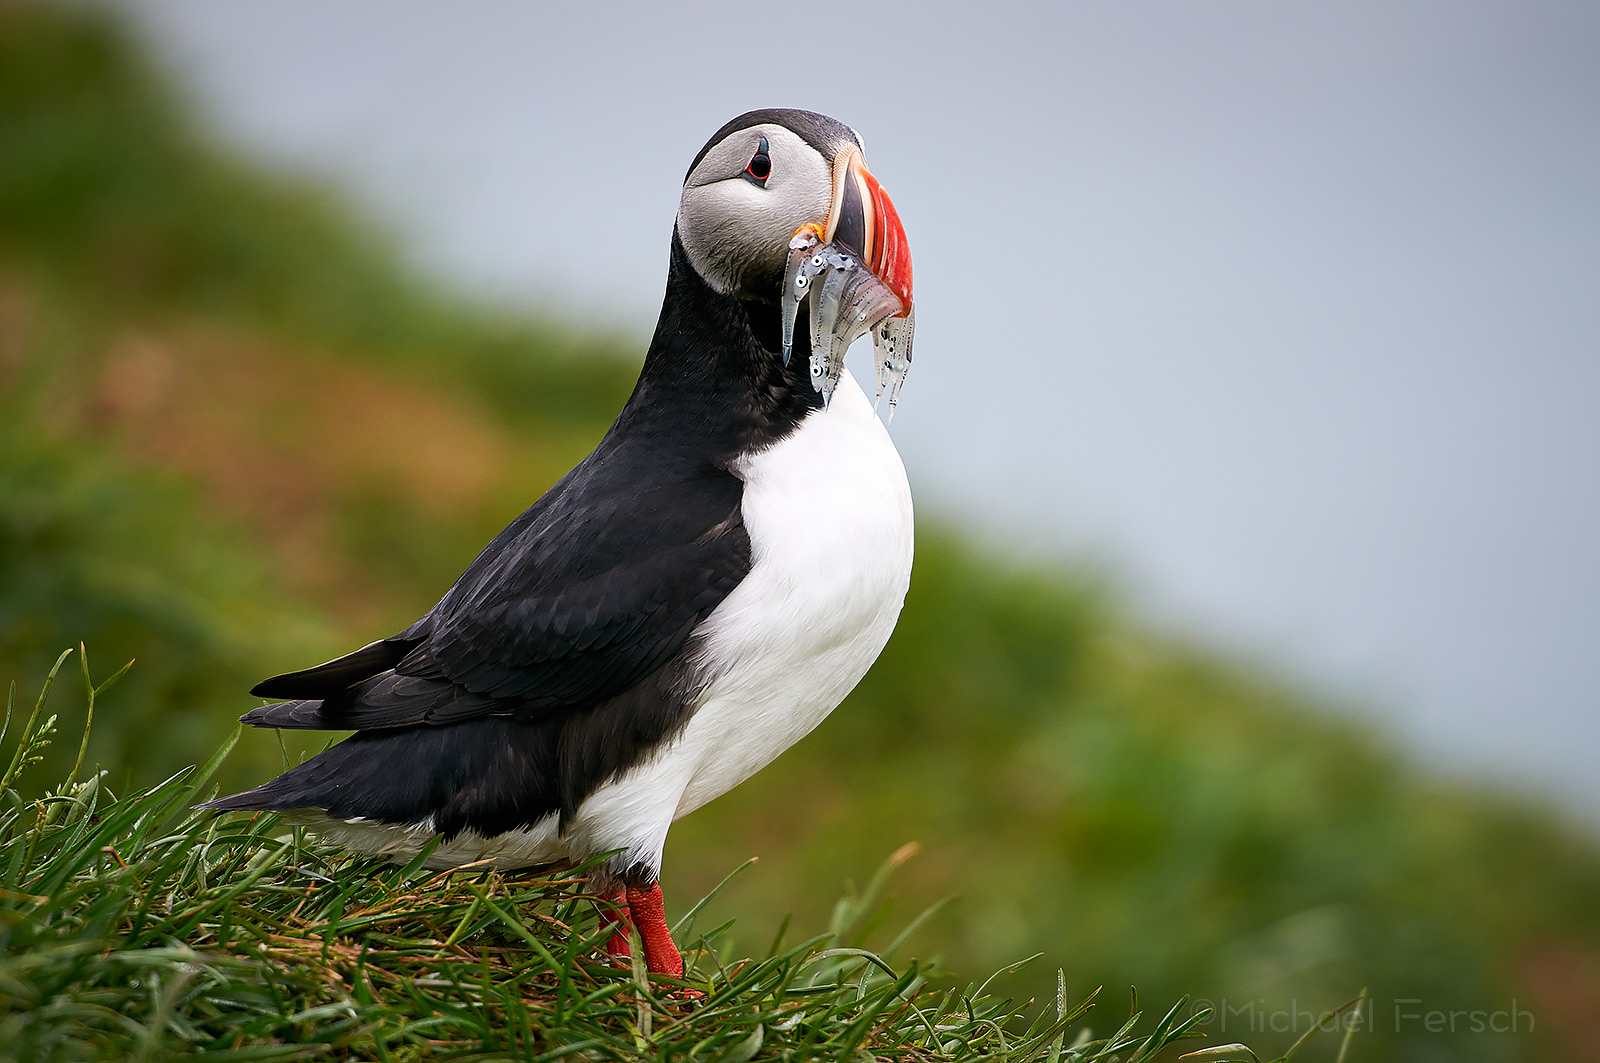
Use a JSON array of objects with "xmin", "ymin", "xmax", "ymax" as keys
[{"xmin": 112, "ymin": 0, "xmax": 1600, "ymax": 822}]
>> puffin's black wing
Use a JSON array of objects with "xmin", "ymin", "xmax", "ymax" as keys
[{"xmin": 242, "ymin": 448, "xmax": 749, "ymax": 733}]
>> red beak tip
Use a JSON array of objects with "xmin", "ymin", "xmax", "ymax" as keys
[{"xmin": 864, "ymin": 173, "xmax": 912, "ymax": 312}]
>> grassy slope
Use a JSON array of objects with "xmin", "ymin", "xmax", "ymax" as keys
[
  {"xmin": 3, "ymin": 6, "xmax": 1599, "ymax": 1060},
  {"xmin": 6, "ymin": 660, "xmax": 1168, "ymax": 1063}
]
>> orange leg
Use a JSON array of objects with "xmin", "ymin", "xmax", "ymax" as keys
[
  {"xmin": 625, "ymin": 881, "xmax": 684, "ymax": 978},
  {"xmin": 597, "ymin": 882, "xmax": 684, "ymax": 977},
  {"xmin": 598, "ymin": 888, "xmax": 634, "ymax": 963}
]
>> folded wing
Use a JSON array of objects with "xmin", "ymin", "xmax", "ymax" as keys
[{"xmin": 240, "ymin": 453, "xmax": 750, "ymax": 734}]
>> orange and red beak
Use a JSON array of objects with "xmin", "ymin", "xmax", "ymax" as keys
[{"xmin": 824, "ymin": 148, "xmax": 913, "ymax": 315}]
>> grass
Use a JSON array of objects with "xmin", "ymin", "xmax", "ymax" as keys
[
  {"xmin": 1, "ymin": 648, "xmax": 1261, "ymax": 1063},
  {"xmin": 4, "ymin": 5, "xmax": 1600, "ymax": 1061}
]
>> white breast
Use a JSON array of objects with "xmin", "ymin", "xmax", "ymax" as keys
[
  {"xmin": 313, "ymin": 369, "xmax": 913, "ymax": 874},
  {"xmin": 674, "ymin": 368, "xmax": 915, "ymax": 814}
]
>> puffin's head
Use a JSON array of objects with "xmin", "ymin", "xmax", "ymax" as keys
[
  {"xmin": 678, "ymin": 109, "xmax": 912, "ymax": 309},
  {"xmin": 678, "ymin": 108, "xmax": 915, "ymax": 411}
]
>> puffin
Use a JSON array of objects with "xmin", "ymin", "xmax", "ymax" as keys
[{"xmin": 209, "ymin": 108, "xmax": 916, "ymax": 981}]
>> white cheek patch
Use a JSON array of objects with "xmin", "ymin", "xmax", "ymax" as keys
[{"xmin": 677, "ymin": 124, "xmax": 833, "ymax": 294}]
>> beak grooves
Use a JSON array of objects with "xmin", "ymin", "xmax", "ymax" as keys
[{"xmin": 860, "ymin": 166, "xmax": 912, "ymax": 312}]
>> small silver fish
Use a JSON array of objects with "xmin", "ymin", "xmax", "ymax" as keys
[{"xmin": 781, "ymin": 229, "xmax": 915, "ymax": 421}]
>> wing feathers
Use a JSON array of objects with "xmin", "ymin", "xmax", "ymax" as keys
[
  {"xmin": 239, "ymin": 455, "xmax": 749, "ymax": 737},
  {"xmin": 250, "ymin": 637, "xmax": 420, "ymax": 699},
  {"xmin": 239, "ymin": 699, "xmax": 333, "ymax": 730}
]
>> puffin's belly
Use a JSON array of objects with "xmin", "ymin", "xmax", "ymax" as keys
[{"xmin": 674, "ymin": 369, "xmax": 914, "ymax": 818}]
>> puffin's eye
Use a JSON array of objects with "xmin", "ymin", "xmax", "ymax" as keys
[{"xmin": 744, "ymin": 137, "xmax": 771, "ymax": 185}]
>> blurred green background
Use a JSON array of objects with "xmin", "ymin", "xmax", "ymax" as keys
[{"xmin": 3, "ymin": 7, "xmax": 1598, "ymax": 1060}]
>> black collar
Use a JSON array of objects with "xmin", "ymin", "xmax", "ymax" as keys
[{"xmin": 611, "ymin": 233, "xmax": 822, "ymax": 463}]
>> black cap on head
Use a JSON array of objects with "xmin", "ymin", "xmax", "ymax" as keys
[{"xmin": 686, "ymin": 108, "xmax": 862, "ymax": 182}]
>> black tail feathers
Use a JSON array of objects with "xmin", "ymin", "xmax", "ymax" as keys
[{"xmin": 203, "ymin": 717, "xmax": 565, "ymax": 840}]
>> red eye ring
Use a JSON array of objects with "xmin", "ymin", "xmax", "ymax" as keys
[{"xmin": 744, "ymin": 137, "xmax": 771, "ymax": 185}]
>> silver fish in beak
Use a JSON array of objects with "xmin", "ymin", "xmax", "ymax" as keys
[{"xmin": 779, "ymin": 148, "xmax": 915, "ymax": 419}]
